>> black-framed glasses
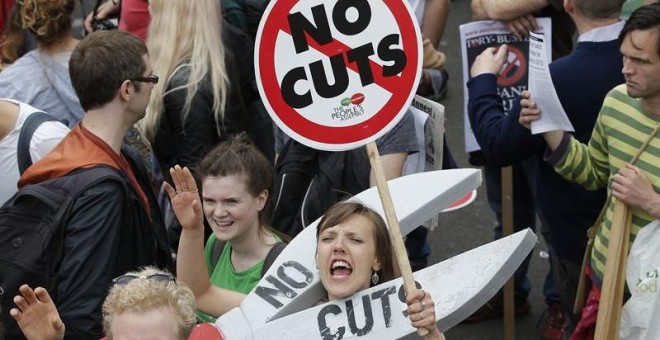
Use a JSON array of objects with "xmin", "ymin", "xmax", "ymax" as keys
[
  {"xmin": 112, "ymin": 272, "xmax": 175, "ymax": 286},
  {"xmin": 131, "ymin": 74, "xmax": 159, "ymax": 84}
]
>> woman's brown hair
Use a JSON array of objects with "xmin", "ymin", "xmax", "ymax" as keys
[{"xmin": 197, "ymin": 132, "xmax": 289, "ymax": 242}]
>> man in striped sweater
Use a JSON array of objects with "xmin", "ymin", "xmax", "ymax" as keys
[{"xmin": 520, "ymin": 3, "xmax": 660, "ymax": 338}]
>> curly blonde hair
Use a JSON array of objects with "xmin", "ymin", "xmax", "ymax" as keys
[
  {"xmin": 19, "ymin": 0, "xmax": 75, "ymax": 46},
  {"xmin": 102, "ymin": 267, "xmax": 197, "ymax": 340}
]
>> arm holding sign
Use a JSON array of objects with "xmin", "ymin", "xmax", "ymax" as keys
[
  {"xmin": 467, "ymin": 46, "xmax": 545, "ymax": 166},
  {"xmin": 612, "ymin": 164, "xmax": 660, "ymax": 219},
  {"xmin": 406, "ymin": 289, "xmax": 444, "ymax": 339},
  {"xmin": 166, "ymin": 166, "xmax": 245, "ymax": 317},
  {"xmin": 518, "ymin": 91, "xmax": 610, "ymax": 191},
  {"xmin": 519, "ymin": 91, "xmax": 564, "ymax": 150}
]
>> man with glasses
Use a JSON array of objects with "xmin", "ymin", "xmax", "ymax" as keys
[{"xmin": 15, "ymin": 30, "xmax": 172, "ymax": 339}]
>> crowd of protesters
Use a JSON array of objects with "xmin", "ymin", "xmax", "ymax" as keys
[{"xmin": 0, "ymin": 0, "xmax": 659, "ymax": 339}]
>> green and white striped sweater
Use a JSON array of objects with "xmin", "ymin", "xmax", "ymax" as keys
[{"xmin": 553, "ymin": 84, "xmax": 660, "ymax": 287}]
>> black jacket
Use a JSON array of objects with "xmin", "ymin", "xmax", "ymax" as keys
[
  {"xmin": 56, "ymin": 145, "xmax": 172, "ymax": 339},
  {"xmin": 153, "ymin": 22, "xmax": 273, "ymax": 182}
]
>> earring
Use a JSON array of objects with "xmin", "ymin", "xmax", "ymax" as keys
[{"xmin": 371, "ymin": 271, "xmax": 380, "ymax": 285}]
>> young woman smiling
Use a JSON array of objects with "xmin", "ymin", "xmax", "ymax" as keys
[{"xmin": 166, "ymin": 134, "xmax": 284, "ymax": 322}]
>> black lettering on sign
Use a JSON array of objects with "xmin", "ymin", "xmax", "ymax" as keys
[
  {"xmin": 277, "ymin": 261, "xmax": 314, "ymax": 288},
  {"xmin": 317, "ymin": 284, "xmax": 400, "ymax": 339},
  {"xmin": 346, "ymin": 295, "xmax": 374, "ymax": 336},
  {"xmin": 254, "ymin": 275, "xmax": 297, "ymax": 308},
  {"xmin": 254, "ymin": 261, "xmax": 313, "ymax": 308},
  {"xmin": 378, "ymin": 34, "xmax": 407, "ymax": 76},
  {"xmin": 332, "ymin": 0, "xmax": 371, "ymax": 36},
  {"xmin": 346, "ymin": 44, "xmax": 375, "ymax": 86},
  {"xmin": 280, "ymin": 1, "xmax": 407, "ymax": 110},
  {"xmin": 371, "ymin": 286, "xmax": 396, "ymax": 327},
  {"xmin": 310, "ymin": 55, "xmax": 349, "ymax": 99},
  {"xmin": 318, "ymin": 304, "xmax": 346, "ymax": 340},
  {"xmin": 398, "ymin": 281, "xmax": 423, "ymax": 317},
  {"xmin": 288, "ymin": 4, "xmax": 332, "ymax": 54},
  {"xmin": 281, "ymin": 67, "xmax": 311, "ymax": 109}
]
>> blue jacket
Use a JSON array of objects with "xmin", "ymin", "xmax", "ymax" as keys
[{"xmin": 467, "ymin": 39, "xmax": 624, "ymax": 262}]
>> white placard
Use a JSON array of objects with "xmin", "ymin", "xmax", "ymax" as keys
[{"xmin": 528, "ymin": 32, "xmax": 574, "ymax": 134}]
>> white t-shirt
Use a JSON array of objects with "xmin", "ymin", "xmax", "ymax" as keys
[
  {"xmin": 407, "ymin": 0, "xmax": 425, "ymax": 27},
  {"xmin": 0, "ymin": 99, "xmax": 70, "ymax": 205}
]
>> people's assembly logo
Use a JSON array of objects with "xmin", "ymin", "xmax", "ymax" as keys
[
  {"xmin": 333, "ymin": 93, "xmax": 366, "ymax": 121},
  {"xmin": 497, "ymin": 46, "xmax": 526, "ymax": 87}
]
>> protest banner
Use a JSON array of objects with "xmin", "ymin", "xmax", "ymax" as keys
[
  {"xmin": 255, "ymin": 0, "xmax": 422, "ymax": 151},
  {"xmin": 459, "ymin": 19, "xmax": 551, "ymax": 152},
  {"xmin": 215, "ymin": 169, "xmax": 482, "ymax": 337},
  {"xmin": 253, "ymin": 0, "xmax": 428, "ymax": 334},
  {"xmin": 218, "ymin": 228, "xmax": 537, "ymax": 339}
]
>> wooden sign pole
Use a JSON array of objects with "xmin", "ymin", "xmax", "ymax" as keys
[
  {"xmin": 501, "ymin": 166, "xmax": 515, "ymax": 340},
  {"xmin": 366, "ymin": 142, "xmax": 436, "ymax": 338},
  {"xmin": 594, "ymin": 199, "xmax": 632, "ymax": 339}
]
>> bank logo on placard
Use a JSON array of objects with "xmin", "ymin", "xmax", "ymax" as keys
[{"xmin": 256, "ymin": 0, "xmax": 422, "ymax": 151}]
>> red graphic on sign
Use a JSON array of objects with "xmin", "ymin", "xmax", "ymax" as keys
[
  {"xmin": 256, "ymin": 0, "xmax": 421, "ymax": 151},
  {"xmin": 497, "ymin": 46, "xmax": 526, "ymax": 87}
]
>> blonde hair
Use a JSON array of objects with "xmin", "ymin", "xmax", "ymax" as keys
[
  {"xmin": 102, "ymin": 267, "xmax": 197, "ymax": 340},
  {"xmin": 143, "ymin": 0, "xmax": 229, "ymax": 142},
  {"xmin": 20, "ymin": 0, "xmax": 75, "ymax": 47}
]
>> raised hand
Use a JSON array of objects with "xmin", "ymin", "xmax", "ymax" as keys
[
  {"xmin": 10, "ymin": 285, "xmax": 65, "ymax": 340},
  {"xmin": 163, "ymin": 165, "xmax": 204, "ymax": 231}
]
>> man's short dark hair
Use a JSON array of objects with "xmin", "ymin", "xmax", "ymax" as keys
[
  {"xmin": 619, "ymin": 2, "xmax": 660, "ymax": 54},
  {"xmin": 574, "ymin": 0, "xmax": 624, "ymax": 20},
  {"xmin": 69, "ymin": 30, "xmax": 148, "ymax": 111}
]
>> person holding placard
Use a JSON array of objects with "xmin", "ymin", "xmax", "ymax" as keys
[
  {"xmin": 467, "ymin": 0, "xmax": 583, "ymax": 336},
  {"xmin": 314, "ymin": 202, "xmax": 443, "ymax": 339},
  {"xmin": 468, "ymin": 0, "xmax": 626, "ymax": 336},
  {"xmin": 519, "ymin": 3, "xmax": 660, "ymax": 338}
]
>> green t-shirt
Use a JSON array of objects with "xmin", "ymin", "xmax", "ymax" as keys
[{"xmin": 197, "ymin": 235, "xmax": 280, "ymax": 322}]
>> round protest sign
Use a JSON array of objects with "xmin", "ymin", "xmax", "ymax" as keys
[{"xmin": 255, "ymin": 0, "xmax": 422, "ymax": 151}]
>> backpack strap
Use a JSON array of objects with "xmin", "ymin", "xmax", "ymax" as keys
[
  {"xmin": 210, "ymin": 238, "xmax": 225, "ymax": 269},
  {"xmin": 210, "ymin": 239, "xmax": 286, "ymax": 277},
  {"xmin": 17, "ymin": 112, "xmax": 58, "ymax": 175},
  {"xmin": 261, "ymin": 242, "xmax": 286, "ymax": 277}
]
